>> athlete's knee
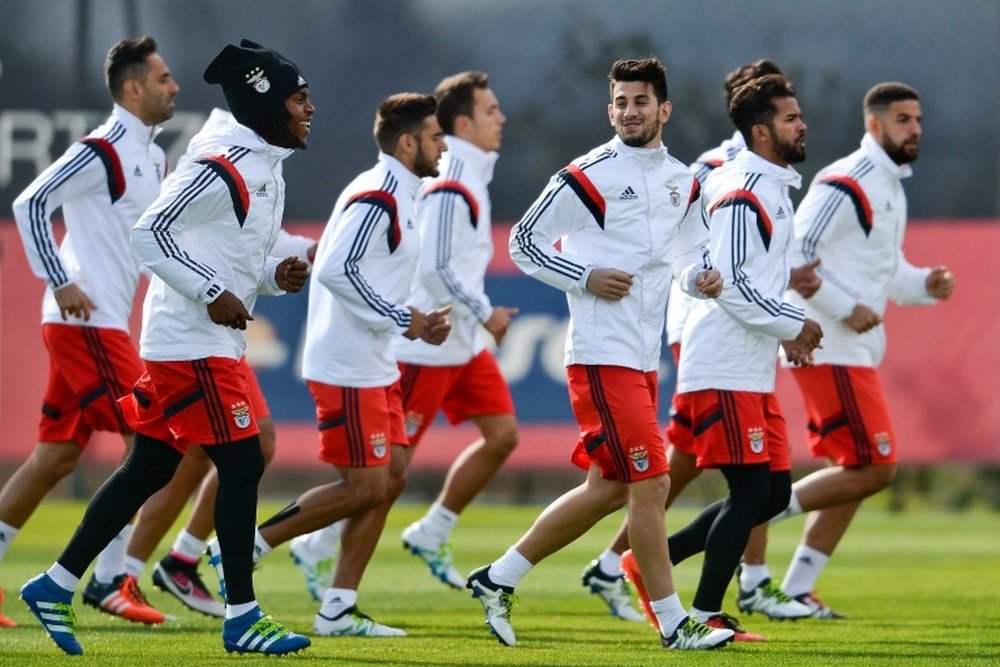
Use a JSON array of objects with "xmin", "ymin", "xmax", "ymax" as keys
[
  {"xmin": 628, "ymin": 473, "xmax": 671, "ymax": 510},
  {"xmin": 348, "ymin": 475, "xmax": 388, "ymax": 510},
  {"xmin": 29, "ymin": 442, "xmax": 82, "ymax": 482},
  {"xmin": 481, "ymin": 418, "xmax": 519, "ymax": 458},
  {"xmin": 863, "ymin": 463, "xmax": 897, "ymax": 494},
  {"xmin": 257, "ymin": 418, "xmax": 277, "ymax": 465}
]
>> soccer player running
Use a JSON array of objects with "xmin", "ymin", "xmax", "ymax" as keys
[
  {"xmin": 2, "ymin": 36, "xmax": 178, "ymax": 628},
  {"xmin": 741, "ymin": 82, "xmax": 954, "ymax": 619},
  {"xmin": 290, "ymin": 72, "xmax": 518, "ymax": 596},
  {"xmin": 121, "ymin": 108, "xmax": 317, "ymax": 619},
  {"xmin": 626, "ymin": 74, "xmax": 823, "ymax": 640},
  {"xmin": 19, "ymin": 39, "xmax": 315, "ymax": 656},
  {"xmin": 207, "ymin": 93, "xmax": 451, "ymax": 638},
  {"xmin": 581, "ymin": 58, "xmax": 788, "ymax": 626},
  {"xmin": 466, "ymin": 57, "xmax": 733, "ymax": 651}
]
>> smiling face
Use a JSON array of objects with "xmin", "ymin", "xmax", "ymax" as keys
[
  {"xmin": 608, "ymin": 80, "xmax": 671, "ymax": 148},
  {"xmin": 283, "ymin": 87, "xmax": 315, "ymax": 149}
]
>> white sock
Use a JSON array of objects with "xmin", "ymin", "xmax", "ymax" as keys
[
  {"xmin": 597, "ymin": 549, "xmax": 622, "ymax": 578},
  {"xmin": 769, "ymin": 490, "xmax": 803, "ymax": 524},
  {"xmin": 171, "ymin": 529, "xmax": 207, "ymax": 562},
  {"xmin": 739, "ymin": 563, "xmax": 771, "ymax": 591},
  {"xmin": 488, "ymin": 547, "xmax": 533, "ymax": 589},
  {"xmin": 0, "ymin": 521, "xmax": 19, "ymax": 563},
  {"xmin": 782, "ymin": 544, "xmax": 830, "ymax": 597},
  {"xmin": 688, "ymin": 605, "xmax": 719, "ymax": 623},
  {"xmin": 94, "ymin": 524, "xmax": 132, "ymax": 584},
  {"xmin": 320, "ymin": 587, "xmax": 357, "ymax": 615},
  {"xmin": 46, "ymin": 563, "xmax": 80, "ymax": 592},
  {"xmin": 125, "ymin": 555, "xmax": 146, "ymax": 580},
  {"xmin": 253, "ymin": 529, "xmax": 272, "ymax": 563},
  {"xmin": 421, "ymin": 502, "xmax": 459, "ymax": 543},
  {"xmin": 650, "ymin": 593, "xmax": 687, "ymax": 636},
  {"xmin": 303, "ymin": 522, "xmax": 343, "ymax": 554},
  {"xmin": 226, "ymin": 600, "xmax": 258, "ymax": 619}
]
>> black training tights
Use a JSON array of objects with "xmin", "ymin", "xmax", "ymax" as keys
[
  {"xmin": 58, "ymin": 433, "xmax": 183, "ymax": 578},
  {"xmin": 667, "ymin": 466, "xmax": 792, "ymax": 612},
  {"xmin": 201, "ymin": 435, "xmax": 265, "ymax": 605}
]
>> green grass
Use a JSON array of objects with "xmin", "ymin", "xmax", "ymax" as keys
[{"xmin": 2, "ymin": 499, "xmax": 999, "ymax": 665}]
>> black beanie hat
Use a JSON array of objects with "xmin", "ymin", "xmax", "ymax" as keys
[{"xmin": 203, "ymin": 39, "xmax": 307, "ymax": 134}]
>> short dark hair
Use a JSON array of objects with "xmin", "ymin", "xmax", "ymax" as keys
[
  {"xmin": 728, "ymin": 74, "xmax": 797, "ymax": 144},
  {"xmin": 435, "ymin": 71, "xmax": 489, "ymax": 135},
  {"xmin": 105, "ymin": 36, "xmax": 158, "ymax": 100},
  {"xmin": 864, "ymin": 82, "xmax": 919, "ymax": 115},
  {"xmin": 609, "ymin": 57, "xmax": 668, "ymax": 104},
  {"xmin": 723, "ymin": 59, "xmax": 783, "ymax": 105},
  {"xmin": 374, "ymin": 93, "xmax": 438, "ymax": 153}
]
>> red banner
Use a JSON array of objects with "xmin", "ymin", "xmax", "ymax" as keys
[{"xmin": 1, "ymin": 220, "xmax": 996, "ymax": 468}]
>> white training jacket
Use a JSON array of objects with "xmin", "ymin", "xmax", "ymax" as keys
[
  {"xmin": 785, "ymin": 133, "xmax": 936, "ymax": 367},
  {"xmin": 510, "ymin": 136, "xmax": 713, "ymax": 373},
  {"xmin": 679, "ymin": 149, "xmax": 806, "ymax": 394},
  {"xmin": 394, "ymin": 136, "xmax": 499, "ymax": 366},
  {"xmin": 132, "ymin": 119, "xmax": 293, "ymax": 361},
  {"xmin": 667, "ymin": 131, "xmax": 750, "ymax": 345},
  {"xmin": 303, "ymin": 153, "xmax": 422, "ymax": 388},
  {"xmin": 13, "ymin": 104, "xmax": 166, "ymax": 331}
]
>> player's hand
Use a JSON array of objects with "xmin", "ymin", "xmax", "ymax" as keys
[
  {"xmin": 795, "ymin": 317, "xmax": 824, "ymax": 350},
  {"xmin": 403, "ymin": 306, "xmax": 429, "ymax": 341},
  {"xmin": 207, "ymin": 290, "xmax": 254, "ymax": 330},
  {"xmin": 843, "ymin": 303, "xmax": 880, "ymax": 333},
  {"xmin": 585, "ymin": 268, "xmax": 634, "ymax": 300},
  {"xmin": 307, "ymin": 242, "xmax": 318, "ymax": 264},
  {"xmin": 925, "ymin": 265, "xmax": 955, "ymax": 300},
  {"xmin": 53, "ymin": 283, "xmax": 97, "ymax": 322},
  {"xmin": 276, "ymin": 256, "xmax": 310, "ymax": 292},
  {"xmin": 781, "ymin": 339, "xmax": 815, "ymax": 367},
  {"xmin": 484, "ymin": 305, "xmax": 519, "ymax": 346},
  {"xmin": 789, "ymin": 258, "xmax": 822, "ymax": 298},
  {"xmin": 695, "ymin": 269, "xmax": 723, "ymax": 298},
  {"xmin": 421, "ymin": 305, "xmax": 453, "ymax": 346}
]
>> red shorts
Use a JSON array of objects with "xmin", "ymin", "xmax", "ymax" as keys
[
  {"xmin": 398, "ymin": 350, "xmax": 515, "ymax": 445},
  {"xmin": 790, "ymin": 365, "xmax": 896, "ymax": 466},
  {"xmin": 688, "ymin": 390, "xmax": 791, "ymax": 472},
  {"xmin": 307, "ymin": 380, "xmax": 407, "ymax": 468},
  {"xmin": 39, "ymin": 324, "xmax": 145, "ymax": 447},
  {"xmin": 664, "ymin": 344, "xmax": 696, "ymax": 456},
  {"xmin": 240, "ymin": 357, "xmax": 270, "ymax": 420},
  {"xmin": 567, "ymin": 365, "xmax": 668, "ymax": 483},
  {"xmin": 118, "ymin": 357, "xmax": 260, "ymax": 454}
]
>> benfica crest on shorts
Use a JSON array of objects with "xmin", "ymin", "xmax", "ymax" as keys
[
  {"xmin": 874, "ymin": 432, "xmax": 892, "ymax": 457},
  {"xmin": 629, "ymin": 445, "xmax": 649, "ymax": 472},
  {"xmin": 371, "ymin": 433, "xmax": 387, "ymax": 459},
  {"xmin": 747, "ymin": 427, "xmax": 765, "ymax": 454},
  {"xmin": 405, "ymin": 411, "xmax": 424, "ymax": 438},
  {"xmin": 231, "ymin": 401, "xmax": 251, "ymax": 429}
]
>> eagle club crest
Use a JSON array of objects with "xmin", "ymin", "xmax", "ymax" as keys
[
  {"xmin": 747, "ymin": 426, "xmax": 765, "ymax": 454},
  {"xmin": 246, "ymin": 66, "xmax": 270, "ymax": 93},
  {"xmin": 231, "ymin": 401, "xmax": 251, "ymax": 429},
  {"xmin": 629, "ymin": 445, "xmax": 649, "ymax": 472},
  {"xmin": 371, "ymin": 432, "xmax": 388, "ymax": 459},
  {"xmin": 666, "ymin": 180, "xmax": 681, "ymax": 207},
  {"xmin": 875, "ymin": 432, "xmax": 892, "ymax": 457},
  {"xmin": 404, "ymin": 411, "xmax": 424, "ymax": 438}
]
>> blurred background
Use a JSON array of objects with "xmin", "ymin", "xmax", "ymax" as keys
[{"xmin": 1, "ymin": 0, "xmax": 998, "ymax": 507}]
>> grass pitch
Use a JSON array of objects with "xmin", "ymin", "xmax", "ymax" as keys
[{"xmin": 1, "ymin": 498, "xmax": 998, "ymax": 665}]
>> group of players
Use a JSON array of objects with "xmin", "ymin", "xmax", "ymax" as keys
[{"xmin": 0, "ymin": 32, "xmax": 953, "ymax": 657}]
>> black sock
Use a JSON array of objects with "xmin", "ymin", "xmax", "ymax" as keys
[
  {"xmin": 203, "ymin": 435, "xmax": 264, "ymax": 606},
  {"xmin": 58, "ymin": 433, "xmax": 182, "ymax": 578}
]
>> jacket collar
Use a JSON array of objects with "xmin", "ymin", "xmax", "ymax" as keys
[
  {"xmin": 111, "ymin": 104, "xmax": 163, "ymax": 144},
  {"xmin": 861, "ymin": 133, "xmax": 913, "ymax": 180},
  {"xmin": 227, "ymin": 121, "xmax": 296, "ymax": 162},
  {"xmin": 610, "ymin": 135, "xmax": 670, "ymax": 167},
  {"xmin": 378, "ymin": 152, "xmax": 423, "ymax": 199},
  {"xmin": 730, "ymin": 148, "xmax": 802, "ymax": 189},
  {"xmin": 444, "ymin": 135, "xmax": 498, "ymax": 184}
]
